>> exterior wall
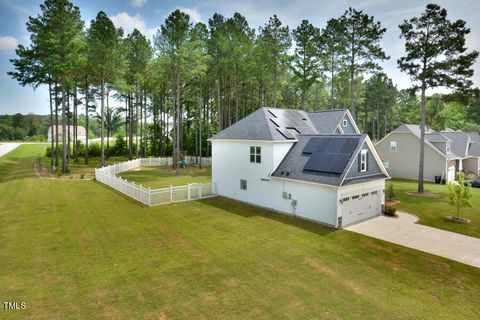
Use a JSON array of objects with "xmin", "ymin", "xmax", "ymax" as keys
[
  {"xmin": 345, "ymin": 141, "xmax": 383, "ymax": 179},
  {"xmin": 463, "ymin": 157, "xmax": 479, "ymax": 174},
  {"xmin": 337, "ymin": 179, "xmax": 386, "ymax": 225},
  {"xmin": 375, "ymin": 132, "xmax": 446, "ymax": 181},
  {"xmin": 212, "ymin": 140, "xmax": 292, "ymax": 209},
  {"xmin": 341, "ymin": 115, "xmax": 357, "ymax": 134}
]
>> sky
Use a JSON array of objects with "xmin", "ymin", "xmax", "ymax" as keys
[{"xmin": 0, "ymin": 0, "xmax": 479, "ymax": 115}]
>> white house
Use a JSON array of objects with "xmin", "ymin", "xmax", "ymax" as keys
[
  {"xmin": 375, "ymin": 124, "xmax": 480, "ymax": 182},
  {"xmin": 48, "ymin": 125, "xmax": 86, "ymax": 143},
  {"xmin": 209, "ymin": 108, "xmax": 389, "ymax": 228}
]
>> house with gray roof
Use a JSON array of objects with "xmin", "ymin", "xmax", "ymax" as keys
[
  {"xmin": 209, "ymin": 107, "xmax": 389, "ymax": 228},
  {"xmin": 374, "ymin": 124, "xmax": 480, "ymax": 183}
]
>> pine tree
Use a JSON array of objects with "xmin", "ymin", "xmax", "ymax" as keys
[{"xmin": 398, "ymin": 4, "xmax": 478, "ymax": 192}]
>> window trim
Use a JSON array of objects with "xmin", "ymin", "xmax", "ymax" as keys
[
  {"xmin": 382, "ymin": 160, "xmax": 389, "ymax": 169},
  {"xmin": 390, "ymin": 141, "xmax": 397, "ymax": 152},
  {"xmin": 250, "ymin": 146, "xmax": 261, "ymax": 163},
  {"xmin": 360, "ymin": 150, "xmax": 367, "ymax": 172},
  {"xmin": 240, "ymin": 179, "xmax": 247, "ymax": 190},
  {"xmin": 342, "ymin": 119, "xmax": 348, "ymax": 127}
]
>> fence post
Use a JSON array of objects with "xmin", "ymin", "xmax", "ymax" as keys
[
  {"xmin": 188, "ymin": 184, "xmax": 191, "ymax": 200},
  {"xmin": 199, "ymin": 184, "xmax": 202, "ymax": 198},
  {"xmin": 148, "ymin": 187, "xmax": 151, "ymax": 206},
  {"xmin": 170, "ymin": 185, "xmax": 173, "ymax": 203}
]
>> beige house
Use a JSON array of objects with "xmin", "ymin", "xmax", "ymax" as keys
[
  {"xmin": 375, "ymin": 124, "xmax": 480, "ymax": 182},
  {"xmin": 48, "ymin": 125, "xmax": 86, "ymax": 143}
]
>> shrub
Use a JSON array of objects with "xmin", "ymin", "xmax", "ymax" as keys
[
  {"xmin": 88, "ymin": 143, "xmax": 101, "ymax": 157},
  {"xmin": 384, "ymin": 205, "xmax": 397, "ymax": 217},
  {"xmin": 111, "ymin": 135, "xmax": 127, "ymax": 156},
  {"xmin": 386, "ymin": 184, "xmax": 395, "ymax": 200}
]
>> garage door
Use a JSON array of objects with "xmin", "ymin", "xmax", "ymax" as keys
[
  {"xmin": 447, "ymin": 165, "xmax": 456, "ymax": 182},
  {"xmin": 341, "ymin": 191, "xmax": 381, "ymax": 226}
]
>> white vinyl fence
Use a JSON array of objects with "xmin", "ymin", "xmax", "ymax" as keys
[{"xmin": 95, "ymin": 157, "xmax": 215, "ymax": 206}]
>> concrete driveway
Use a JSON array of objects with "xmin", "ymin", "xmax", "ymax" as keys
[
  {"xmin": 346, "ymin": 212, "xmax": 480, "ymax": 268},
  {"xmin": 0, "ymin": 143, "xmax": 21, "ymax": 157}
]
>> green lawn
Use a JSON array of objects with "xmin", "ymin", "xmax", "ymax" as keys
[
  {"xmin": 118, "ymin": 165, "xmax": 211, "ymax": 189},
  {"xmin": 387, "ymin": 179, "xmax": 480, "ymax": 238},
  {"xmin": 1, "ymin": 145, "xmax": 480, "ymax": 319}
]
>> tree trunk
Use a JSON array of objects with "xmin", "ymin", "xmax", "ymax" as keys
[
  {"xmin": 144, "ymin": 89, "xmax": 147, "ymax": 157},
  {"xmin": 302, "ymin": 90, "xmax": 306, "ymax": 111},
  {"xmin": 100, "ymin": 76, "xmax": 105, "ymax": 167},
  {"xmin": 273, "ymin": 60, "xmax": 277, "ymax": 108},
  {"xmin": 350, "ymin": 62, "xmax": 356, "ymax": 120},
  {"xmin": 55, "ymin": 82, "xmax": 59, "ymax": 168},
  {"xmin": 85, "ymin": 80, "xmax": 89, "ymax": 164},
  {"xmin": 135, "ymin": 93, "xmax": 139, "ymax": 159},
  {"xmin": 330, "ymin": 55, "xmax": 335, "ymax": 109},
  {"xmin": 106, "ymin": 88, "xmax": 110, "ymax": 159},
  {"xmin": 61, "ymin": 76, "xmax": 67, "ymax": 174},
  {"xmin": 418, "ymin": 79, "xmax": 427, "ymax": 193},
  {"xmin": 217, "ymin": 75, "xmax": 222, "ymax": 131},
  {"xmin": 74, "ymin": 85, "xmax": 79, "ymax": 162},
  {"xmin": 48, "ymin": 81, "xmax": 54, "ymax": 171},
  {"xmin": 175, "ymin": 70, "xmax": 180, "ymax": 176}
]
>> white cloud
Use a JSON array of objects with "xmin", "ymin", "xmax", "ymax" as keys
[
  {"xmin": 110, "ymin": 12, "xmax": 157, "ymax": 38},
  {"xmin": 175, "ymin": 7, "xmax": 202, "ymax": 23},
  {"xmin": 0, "ymin": 35, "xmax": 18, "ymax": 50},
  {"xmin": 130, "ymin": 0, "xmax": 147, "ymax": 8}
]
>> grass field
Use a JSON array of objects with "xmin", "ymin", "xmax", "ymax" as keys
[
  {"xmin": 387, "ymin": 179, "xmax": 480, "ymax": 238},
  {"xmin": 1, "ymin": 145, "xmax": 480, "ymax": 319},
  {"xmin": 118, "ymin": 165, "xmax": 211, "ymax": 189}
]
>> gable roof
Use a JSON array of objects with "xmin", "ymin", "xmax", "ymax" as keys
[
  {"xmin": 210, "ymin": 107, "xmax": 358, "ymax": 141},
  {"xmin": 271, "ymin": 134, "xmax": 387, "ymax": 187}
]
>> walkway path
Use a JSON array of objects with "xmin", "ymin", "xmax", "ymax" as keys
[
  {"xmin": 0, "ymin": 143, "xmax": 21, "ymax": 157},
  {"xmin": 346, "ymin": 212, "xmax": 480, "ymax": 268}
]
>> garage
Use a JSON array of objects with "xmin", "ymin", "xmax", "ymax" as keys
[{"xmin": 340, "ymin": 190, "xmax": 382, "ymax": 226}]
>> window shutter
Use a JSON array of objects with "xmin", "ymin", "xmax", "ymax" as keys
[
  {"xmin": 366, "ymin": 152, "xmax": 369, "ymax": 171},
  {"xmin": 358, "ymin": 153, "xmax": 361, "ymax": 171}
]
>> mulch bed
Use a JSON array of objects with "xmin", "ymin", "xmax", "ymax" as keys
[
  {"xmin": 35, "ymin": 164, "xmax": 53, "ymax": 178},
  {"xmin": 406, "ymin": 191, "xmax": 433, "ymax": 197},
  {"xmin": 385, "ymin": 199, "xmax": 400, "ymax": 206},
  {"xmin": 446, "ymin": 216, "xmax": 470, "ymax": 224}
]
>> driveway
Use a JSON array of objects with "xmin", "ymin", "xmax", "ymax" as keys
[
  {"xmin": 0, "ymin": 143, "xmax": 21, "ymax": 157},
  {"xmin": 346, "ymin": 212, "xmax": 480, "ymax": 268}
]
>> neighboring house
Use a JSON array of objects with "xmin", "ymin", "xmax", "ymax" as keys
[
  {"xmin": 47, "ymin": 125, "xmax": 86, "ymax": 143},
  {"xmin": 375, "ymin": 124, "xmax": 480, "ymax": 182},
  {"xmin": 209, "ymin": 108, "xmax": 389, "ymax": 228}
]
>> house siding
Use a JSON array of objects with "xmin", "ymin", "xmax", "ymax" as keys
[
  {"xmin": 463, "ymin": 157, "xmax": 480, "ymax": 175},
  {"xmin": 341, "ymin": 115, "xmax": 357, "ymax": 134},
  {"xmin": 345, "ymin": 141, "xmax": 383, "ymax": 179},
  {"xmin": 375, "ymin": 132, "xmax": 446, "ymax": 181}
]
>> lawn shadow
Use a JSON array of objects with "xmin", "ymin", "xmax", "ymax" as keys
[{"xmin": 199, "ymin": 196, "xmax": 336, "ymax": 237}]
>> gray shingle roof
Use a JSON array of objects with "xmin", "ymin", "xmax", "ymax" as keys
[
  {"xmin": 308, "ymin": 109, "xmax": 347, "ymax": 134},
  {"xmin": 439, "ymin": 131, "xmax": 470, "ymax": 158},
  {"xmin": 271, "ymin": 134, "xmax": 387, "ymax": 186},
  {"xmin": 209, "ymin": 107, "xmax": 351, "ymax": 141}
]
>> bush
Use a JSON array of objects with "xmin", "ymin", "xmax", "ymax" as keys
[
  {"xmin": 111, "ymin": 135, "xmax": 127, "ymax": 156},
  {"xmin": 386, "ymin": 184, "xmax": 395, "ymax": 200},
  {"xmin": 384, "ymin": 205, "xmax": 397, "ymax": 217},
  {"xmin": 88, "ymin": 142, "xmax": 101, "ymax": 157}
]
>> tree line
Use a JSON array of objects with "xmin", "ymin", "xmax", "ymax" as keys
[{"xmin": 8, "ymin": 1, "xmax": 478, "ymax": 190}]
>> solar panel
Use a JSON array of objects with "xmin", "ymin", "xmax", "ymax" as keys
[
  {"xmin": 268, "ymin": 108, "xmax": 317, "ymax": 139},
  {"xmin": 304, "ymin": 152, "xmax": 351, "ymax": 174},
  {"xmin": 302, "ymin": 136, "xmax": 359, "ymax": 174},
  {"xmin": 276, "ymin": 128, "xmax": 296, "ymax": 139}
]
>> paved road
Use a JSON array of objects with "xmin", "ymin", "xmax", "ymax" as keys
[
  {"xmin": 346, "ymin": 211, "xmax": 480, "ymax": 268},
  {"xmin": 0, "ymin": 143, "xmax": 21, "ymax": 157}
]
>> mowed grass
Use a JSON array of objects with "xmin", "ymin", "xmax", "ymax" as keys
[
  {"xmin": 387, "ymin": 179, "xmax": 480, "ymax": 238},
  {"xmin": 118, "ymin": 165, "xmax": 211, "ymax": 189},
  {"xmin": 0, "ymin": 145, "xmax": 479, "ymax": 319}
]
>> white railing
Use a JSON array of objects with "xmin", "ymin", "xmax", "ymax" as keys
[{"xmin": 95, "ymin": 157, "xmax": 215, "ymax": 206}]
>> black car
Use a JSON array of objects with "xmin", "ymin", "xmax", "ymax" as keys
[{"xmin": 464, "ymin": 179, "xmax": 480, "ymax": 188}]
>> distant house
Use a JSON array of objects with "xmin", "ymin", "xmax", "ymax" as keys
[
  {"xmin": 209, "ymin": 108, "xmax": 389, "ymax": 228},
  {"xmin": 47, "ymin": 125, "xmax": 86, "ymax": 143},
  {"xmin": 375, "ymin": 124, "xmax": 480, "ymax": 182}
]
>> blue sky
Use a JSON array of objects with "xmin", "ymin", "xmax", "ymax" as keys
[{"xmin": 1, "ymin": 0, "xmax": 479, "ymax": 115}]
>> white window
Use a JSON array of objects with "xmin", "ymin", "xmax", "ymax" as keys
[
  {"xmin": 240, "ymin": 179, "xmax": 247, "ymax": 190},
  {"xmin": 250, "ymin": 146, "xmax": 261, "ymax": 163},
  {"xmin": 343, "ymin": 119, "xmax": 348, "ymax": 127},
  {"xmin": 446, "ymin": 142, "xmax": 450, "ymax": 153},
  {"xmin": 360, "ymin": 150, "xmax": 367, "ymax": 172},
  {"xmin": 390, "ymin": 141, "xmax": 397, "ymax": 152},
  {"xmin": 382, "ymin": 160, "xmax": 389, "ymax": 169}
]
